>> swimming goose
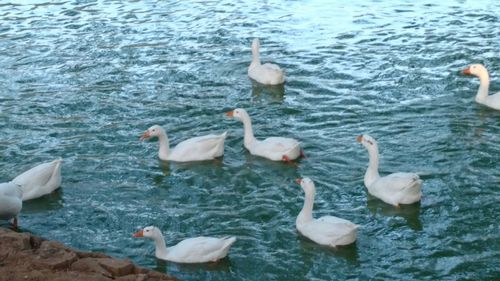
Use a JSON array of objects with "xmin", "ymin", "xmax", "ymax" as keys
[
  {"xmin": 462, "ymin": 64, "xmax": 500, "ymax": 110},
  {"xmin": 12, "ymin": 158, "xmax": 62, "ymax": 201},
  {"xmin": 133, "ymin": 226, "xmax": 236, "ymax": 263},
  {"xmin": 248, "ymin": 38, "xmax": 285, "ymax": 85},
  {"xmin": 226, "ymin": 108, "xmax": 302, "ymax": 162},
  {"xmin": 295, "ymin": 178, "xmax": 358, "ymax": 247},
  {"xmin": 140, "ymin": 125, "xmax": 227, "ymax": 162},
  {"xmin": 0, "ymin": 182, "xmax": 22, "ymax": 229},
  {"xmin": 357, "ymin": 135, "xmax": 422, "ymax": 207}
]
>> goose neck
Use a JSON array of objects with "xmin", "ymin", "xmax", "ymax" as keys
[
  {"xmin": 152, "ymin": 233, "xmax": 168, "ymax": 259},
  {"xmin": 297, "ymin": 189, "xmax": 314, "ymax": 225},
  {"xmin": 251, "ymin": 46, "xmax": 260, "ymax": 66},
  {"xmin": 475, "ymin": 73, "xmax": 490, "ymax": 103},
  {"xmin": 157, "ymin": 132, "xmax": 170, "ymax": 160},
  {"xmin": 241, "ymin": 117, "xmax": 257, "ymax": 149},
  {"xmin": 365, "ymin": 146, "xmax": 380, "ymax": 188}
]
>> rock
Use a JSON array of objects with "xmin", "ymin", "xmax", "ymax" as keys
[
  {"xmin": 77, "ymin": 251, "xmax": 109, "ymax": 259},
  {"xmin": 116, "ymin": 272, "xmax": 176, "ymax": 281},
  {"xmin": 29, "ymin": 235, "xmax": 45, "ymax": 250},
  {"xmin": 144, "ymin": 271, "xmax": 181, "ymax": 281},
  {"xmin": 0, "ymin": 229, "xmax": 31, "ymax": 251},
  {"xmin": 35, "ymin": 240, "xmax": 78, "ymax": 270},
  {"xmin": 0, "ymin": 229, "xmax": 32, "ymax": 263},
  {"xmin": 98, "ymin": 258, "xmax": 135, "ymax": 277},
  {"xmin": 70, "ymin": 258, "xmax": 113, "ymax": 278},
  {"xmin": 49, "ymin": 271, "xmax": 111, "ymax": 281},
  {"xmin": 0, "ymin": 228, "xmax": 180, "ymax": 281},
  {"xmin": 115, "ymin": 274, "xmax": 147, "ymax": 281},
  {"xmin": 71, "ymin": 257, "xmax": 135, "ymax": 278}
]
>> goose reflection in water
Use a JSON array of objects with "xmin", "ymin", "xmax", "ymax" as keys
[
  {"xmin": 21, "ymin": 188, "xmax": 64, "ymax": 215},
  {"xmin": 251, "ymin": 80, "xmax": 285, "ymax": 103},
  {"xmin": 366, "ymin": 196, "xmax": 422, "ymax": 231},
  {"xmin": 155, "ymin": 255, "xmax": 234, "ymax": 274},
  {"xmin": 297, "ymin": 235, "xmax": 359, "ymax": 265}
]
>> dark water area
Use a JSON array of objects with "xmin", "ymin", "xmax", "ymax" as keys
[{"xmin": 0, "ymin": 0, "xmax": 499, "ymax": 280}]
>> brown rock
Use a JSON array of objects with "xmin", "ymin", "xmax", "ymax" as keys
[
  {"xmin": 116, "ymin": 274, "xmax": 148, "ymax": 281},
  {"xmin": 0, "ymin": 228, "xmax": 180, "ymax": 281},
  {"xmin": 29, "ymin": 235, "xmax": 45, "ymax": 250},
  {"xmin": 98, "ymin": 258, "xmax": 135, "ymax": 277},
  {"xmin": 34, "ymin": 240, "xmax": 78, "ymax": 270},
  {"xmin": 77, "ymin": 251, "xmax": 109, "ymax": 259},
  {"xmin": 0, "ymin": 230, "xmax": 31, "ymax": 251},
  {"xmin": 0, "ymin": 268, "xmax": 50, "ymax": 281},
  {"xmin": 70, "ymin": 257, "xmax": 112, "ymax": 278},
  {"xmin": 49, "ymin": 271, "xmax": 111, "ymax": 281},
  {"xmin": 116, "ymin": 272, "xmax": 177, "ymax": 281},
  {"xmin": 144, "ymin": 271, "xmax": 182, "ymax": 281}
]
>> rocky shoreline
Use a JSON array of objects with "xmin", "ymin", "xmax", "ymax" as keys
[{"xmin": 0, "ymin": 228, "xmax": 179, "ymax": 281}]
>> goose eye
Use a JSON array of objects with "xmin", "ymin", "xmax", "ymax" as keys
[{"xmin": 367, "ymin": 140, "xmax": 373, "ymax": 145}]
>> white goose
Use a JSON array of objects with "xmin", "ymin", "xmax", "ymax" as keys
[
  {"xmin": 140, "ymin": 125, "xmax": 227, "ymax": 162},
  {"xmin": 12, "ymin": 158, "xmax": 62, "ymax": 201},
  {"xmin": 462, "ymin": 64, "xmax": 500, "ymax": 110},
  {"xmin": 357, "ymin": 135, "xmax": 422, "ymax": 207},
  {"xmin": 295, "ymin": 178, "xmax": 358, "ymax": 247},
  {"xmin": 248, "ymin": 38, "xmax": 285, "ymax": 85},
  {"xmin": 133, "ymin": 226, "xmax": 236, "ymax": 263},
  {"xmin": 226, "ymin": 108, "xmax": 302, "ymax": 162},
  {"xmin": 0, "ymin": 182, "xmax": 22, "ymax": 229}
]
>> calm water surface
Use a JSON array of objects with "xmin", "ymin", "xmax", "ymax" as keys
[{"xmin": 1, "ymin": 0, "xmax": 499, "ymax": 280}]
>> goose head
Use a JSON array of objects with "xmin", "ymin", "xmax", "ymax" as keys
[
  {"xmin": 296, "ymin": 177, "xmax": 315, "ymax": 196},
  {"xmin": 140, "ymin": 125, "xmax": 165, "ymax": 141},
  {"xmin": 356, "ymin": 134, "xmax": 378, "ymax": 151},
  {"xmin": 133, "ymin": 226, "xmax": 162, "ymax": 239},
  {"xmin": 462, "ymin": 64, "xmax": 488, "ymax": 78},
  {"xmin": 226, "ymin": 108, "xmax": 249, "ymax": 122}
]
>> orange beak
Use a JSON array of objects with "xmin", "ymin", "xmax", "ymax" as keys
[
  {"xmin": 133, "ymin": 230, "xmax": 144, "ymax": 238},
  {"xmin": 356, "ymin": 135, "xmax": 363, "ymax": 142},
  {"xmin": 295, "ymin": 178, "xmax": 302, "ymax": 185},
  {"xmin": 139, "ymin": 131, "xmax": 150, "ymax": 141},
  {"xmin": 462, "ymin": 67, "xmax": 471, "ymax": 75},
  {"xmin": 226, "ymin": 111, "xmax": 234, "ymax": 117}
]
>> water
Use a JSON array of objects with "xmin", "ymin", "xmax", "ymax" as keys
[{"xmin": 1, "ymin": 0, "xmax": 499, "ymax": 280}]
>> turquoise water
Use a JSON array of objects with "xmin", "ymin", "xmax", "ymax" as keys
[{"xmin": 1, "ymin": 0, "xmax": 499, "ymax": 280}]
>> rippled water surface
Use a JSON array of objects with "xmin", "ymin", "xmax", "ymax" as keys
[{"xmin": 1, "ymin": 0, "xmax": 499, "ymax": 280}]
